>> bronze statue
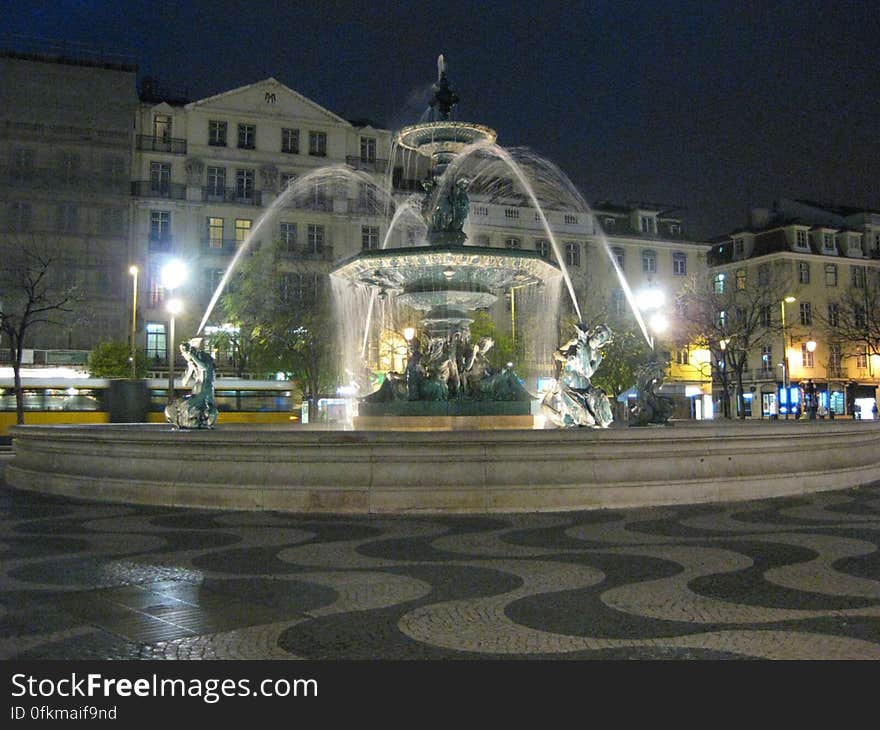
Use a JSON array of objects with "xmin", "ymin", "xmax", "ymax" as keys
[{"xmin": 164, "ymin": 338, "xmax": 219, "ymax": 429}]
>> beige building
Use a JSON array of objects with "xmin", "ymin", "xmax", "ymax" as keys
[{"xmin": 708, "ymin": 199, "xmax": 880, "ymax": 418}]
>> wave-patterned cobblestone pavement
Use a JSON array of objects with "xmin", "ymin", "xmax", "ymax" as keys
[{"xmin": 1, "ymin": 481, "xmax": 879, "ymax": 660}]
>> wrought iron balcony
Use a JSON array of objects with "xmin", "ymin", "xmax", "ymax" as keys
[
  {"xmin": 136, "ymin": 135, "xmax": 187, "ymax": 154},
  {"xmin": 132, "ymin": 180, "xmax": 187, "ymax": 199},
  {"xmin": 201, "ymin": 187, "xmax": 263, "ymax": 206},
  {"xmin": 346, "ymin": 156, "xmax": 388, "ymax": 172}
]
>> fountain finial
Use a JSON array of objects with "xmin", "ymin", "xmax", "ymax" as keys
[{"xmin": 429, "ymin": 53, "xmax": 459, "ymax": 120}]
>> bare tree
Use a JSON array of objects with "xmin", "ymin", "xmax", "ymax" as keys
[
  {"xmin": 821, "ymin": 268, "xmax": 880, "ymax": 363},
  {"xmin": 675, "ymin": 263, "xmax": 792, "ymax": 418},
  {"xmin": 0, "ymin": 238, "xmax": 79, "ymax": 424}
]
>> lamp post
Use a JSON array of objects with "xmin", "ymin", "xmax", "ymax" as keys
[
  {"xmin": 780, "ymin": 296, "xmax": 796, "ymax": 419},
  {"xmin": 166, "ymin": 298, "xmax": 183, "ymax": 403},
  {"xmin": 160, "ymin": 259, "xmax": 187, "ymax": 405},
  {"xmin": 128, "ymin": 265, "xmax": 138, "ymax": 379}
]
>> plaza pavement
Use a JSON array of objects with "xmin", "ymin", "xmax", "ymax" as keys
[{"xmin": 1, "ymin": 451, "xmax": 879, "ymax": 660}]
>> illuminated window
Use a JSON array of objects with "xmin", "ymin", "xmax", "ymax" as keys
[
  {"xmin": 801, "ymin": 343, "xmax": 814, "ymax": 368},
  {"xmin": 146, "ymin": 323, "xmax": 166, "ymax": 362},
  {"xmin": 713, "ymin": 272, "xmax": 725, "ymax": 293},
  {"xmin": 234, "ymin": 218, "xmax": 252, "ymax": 246},
  {"xmin": 736, "ymin": 269, "xmax": 747, "ymax": 290},
  {"xmin": 761, "ymin": 346, "xmax": 773, "ymax": 372}
]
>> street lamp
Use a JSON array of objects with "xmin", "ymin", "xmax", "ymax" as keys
[
  {"xmin": 780, "ymin": 296, "xmax": 796, "ymax": 419},
  {"xmin": 128, "ymin": 265, "xmax": 138, "ymax": 379},
  {"xmin": 166, "ymin": 298, "xmax": 183, "ymax": 403}
]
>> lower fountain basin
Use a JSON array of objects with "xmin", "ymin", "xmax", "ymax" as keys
[{"xmin": 7, "ymin": 421, "xmax": 880, "ymax": 514}]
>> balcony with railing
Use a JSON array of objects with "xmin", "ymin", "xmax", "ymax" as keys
[
  {"xmin": 136, "ymin": 135, "xmax": 187, "ymax": 155},
  {"xmin": 132, "ymin": 180, "xmax": 187, "ymax": 200},
  {"xmin": 201, "ymin": 187, "xmax": 263, "ymax": 206},
  {"xmin": 148, "ymin": 234, "xmax": 174, "ymax": 253},
  {"xmin": 279, "ymin": 244, "xmax": 334, "ymax": 261},
  {"xmin": 346, "ymin": 156, "xmax": 389, "ymax": 172},
  {"xmin": 201, "ymin": 237, "xmax": 238, "ymax": 255}
]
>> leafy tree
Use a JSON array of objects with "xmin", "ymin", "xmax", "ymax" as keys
[
  {"xmin": 469, "ymin": 310, "xmax": 520, "ymax": 371},
  {"xmin": 0, "ymin": 238, "xmax": 80, "ymax": 424},
  {"xmin": 88, "ymin": 341, "xmax": 149, "ymax": 378}
]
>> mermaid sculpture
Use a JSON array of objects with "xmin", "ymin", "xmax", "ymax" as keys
[{"xmin": 165, "ymin": 338, "xmax": 218, "ymax": 429}]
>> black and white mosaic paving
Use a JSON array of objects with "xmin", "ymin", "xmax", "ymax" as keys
[{"xmin": 2, "ymin": 482, "xmax": 879, "ymax": 660}]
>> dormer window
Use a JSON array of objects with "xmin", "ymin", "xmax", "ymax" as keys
[
  {"xmin": 822, "ymin": 232, "xmax": 835, "ymax": 252},
  {"xmin": 795, "ymin": 229, "xmax": 808, "ymax": 248},
  {"xmin": 734, "ymin": 238, "xmax": 744, "ymax": 256},
  {"xmin": 604, "ymin": 217, "xmax": 615, "ymax": 230},
  {"xmin": 640, "ymin": 216, "xmax": 656, "ymax": 234}
]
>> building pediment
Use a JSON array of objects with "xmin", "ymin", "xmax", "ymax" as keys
[
  {"xmin": 185, "ymin": 78, "xmax": 350, "ymax": 126},
  {"xmin": 150, "ymin": 101, "xmax": 176, "ymax": 115}
]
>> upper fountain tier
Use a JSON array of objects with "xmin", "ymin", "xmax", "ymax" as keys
[{"xmin": 397, "ymin": 54, "xmax": 496, "ymax": 180}]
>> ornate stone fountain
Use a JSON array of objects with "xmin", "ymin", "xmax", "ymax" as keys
[{"xmin": 331, "ymin": 56, "xmax": 562, "ymax": 423}]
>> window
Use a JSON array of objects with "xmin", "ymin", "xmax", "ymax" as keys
[
  {"xmin": 360, "ymin": 136, "xmax": 376, "ymax": 162},
  {"xmin": 358, "ymin": 182, "xmax": 377, "ymax": 211},
  {"xmin": 857, "ymin": 350, "xmax": 868, "ymax": 369},
  {"xmin": 280, "ymin": 172, "xmax": 297, "ymax": 191},
  {"xmin": 642, "ymin": 249, "xmax": 657, "ymax": 274},
  {"xmin": 799, "ymin": 301, "xmax": 812, "ymax": 326},
  {"xmin": 146, "ymin": 323, "xmax": 166, "ymax": 362},
  {"xmin": 603, "ymin": 217, "xmax": 615, "ymax": 230},
  {"xmin": 734, "ymin": 238, "xmax": 744, "ymax": 256},
  {"xmin": 307, "ymin": 224, "xmax": 325, "ymax": 253},
  {"xmin": 280, "ymin": 222, "xmax": 297, "ymax": 251},
  {"xmin": 827, "ymin": 302, "xmax": 839, "ymax": 328},
  {"xmin": 565, "ymin": 241, "xmax": 580, "ymax": 267},
  {"xmin": 150, "ymin": 161, "xmax": 171, "ymax": 193},
  {"xmin": 535, "ymin": 239, "xmax": 551, "ymax": 258},
  {"xmin": 612, "ymin": 289, "xmax": 626, "ymax": 316},
  {"xmin": 505, "ymin": 237, "xmax": 521, "ymax": 249},
  {"xmin": 504, "ymin": 208, "xmax": 519, "ymax": 220},
  {"xmin": 672, "ymin": 252, "xmax": 687, "ymax": 276},
  {"xmin": 855, "ymin": 304, "xmax": 867, "ymax": 329},
  {"xmin": 206, "ymin": 166, "xmax": 226, "ymax": 196},
  {"xmin": 825, "ymin": 264, "xmax": 838, "ymax": 287},
  {"xmin": 564, "ymin": 214, "xmax": 578, "ymax": 225},
  {"xmin": 309, "ymin": 131, "xmax": 327, "ymax": 156},
  {"xmin": 311, "ymin": 182, "xmax": 328, "ymax": 209},
  {"xmin": 801, "ymin": 342, "xmax": 814, "ymax": 368},
  {"xmin": 281, "ymin": 128, "xmax": 299, "ymax": 154},
  {"xmin": 153, "ymin": 114, "xmax": 171, "ymax": 141},
  {"xmin": 795, "ymin": 229, "xmax": 808, "ymax": 248},
  {"xmin": 209, "ymin": 120, "xmax": 227, "ymax": 146},
  {"xmin": 207, "ymin": 217, "xmax": 224, "ymax": 249},
  {"xmin": 280, "ymin": 272, "xmax": 321, "ymax": 304},
  {"xmin": 9, "ymin": 202, "xmax": 32, "ymax": 231},
  {"xmin": 234, "ymin": 218, "xmax": 251, "ymax": 246},
  {"xmin": 736, "ymin": 269, "xmax": 747, "ymax": 290},
  {"xmin": 471, "ymin": 205, "xmax": 488, "ymax": 216},
  {"xmin": 613, "ymin": 247, "xmax": 624, "ymax": 269},
  {"xmin": 237, "ymin": 123, "xmax": 256, "ymax": 149},
  {"xmin": 759, "ymin": 305, "xmax": 771, "ymax": 328},
  {"xmin": 717, "ymin": 310, "xmax": 727, "ymax": 328},
  {"xmin": 362, "ymin": 225, "xmax": 380, "ymax": 250},
  {"xmin": 676, "ymin": 349, "xmax": 689, "ymax": 365},
  {"xmin": 150, "ymin": 210, "xmax": 171, "ymax": 241},
  {"xmin": 829, "ymin": 344, "xmax": 842, "ymax": 374},
  {"xmin": 235, "ymin": 169, "xmax": 255, "ymax": 200},
  {"xmin": 56, "ymin": 204, "xmax": 77, "ymax": 233},
  {"xmin": 640, "ymin": 216, "xmax": 655, "ymax": 234},
  {"xmin": 669, "ymin": 223, "xmax": 681, "ymax": 236},
  {"xmin": 757, "ymin": 263, "xmax": 770, "ymax": 286},
  {"xmin": 823, "ymin": 233, "xmax": 835, "ymax": 251},
  {"xmin": 206, "ymin": 268, "xmax": 225, "ymax": 298},
  {"xmin": 798, "ymin": 261, "xmax": 810, "ymax": 284},
  {"xmin": 713, "ymin": 272, "xmax": 726, "ymax": 293},
  {"xmin": 761, "ymin": 346, "xmax": 773, "ymax": 372},
  {"xmin": 852, "ymin": 265, "xmax": 866, "ymax": 288}
]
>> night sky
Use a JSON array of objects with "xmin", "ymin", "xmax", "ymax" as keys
[{"xmin": 2, "ymin": 0, "xmax": 878, "ymax": 239}]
